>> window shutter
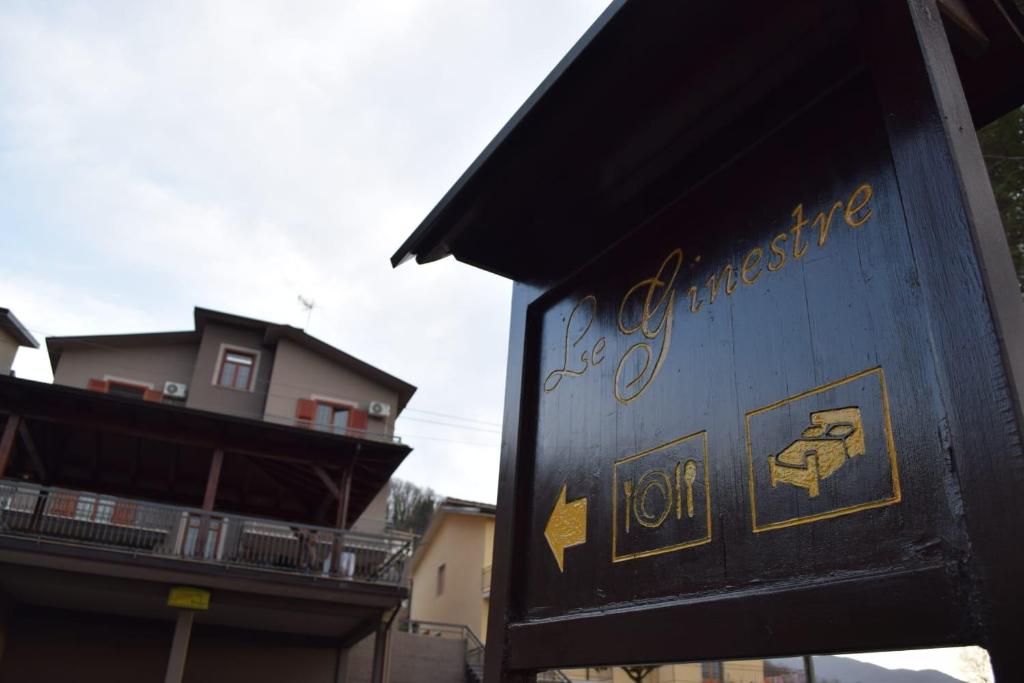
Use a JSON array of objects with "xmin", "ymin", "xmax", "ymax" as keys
[
  {"xmin": 295, "ymin": 398, "xmax": 317, "ymax": 423},
  {"xmin": 49, "ymin": 492, "xmax": 78, "ymax": 518},
  {"xmin": 142, "ymin": 389, "xmax": 163, "ymax": 402},
  {"xmin": 348, "ymin": 409, "xmax": 369, "ymax": 433},
  {"xmin": 86, "ymin": 379, "xmax": 110, "ymax": 393},
  {"xmin": 111, "ymin": 502, "xmax": 137, "ymax": 526}
]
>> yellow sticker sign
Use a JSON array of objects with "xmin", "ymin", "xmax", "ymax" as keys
[{"xmin": 167, "ymin": 586, "xmax": 210, "ymax": 610}]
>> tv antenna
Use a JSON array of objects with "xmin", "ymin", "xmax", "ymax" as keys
[{"xmin": 297, "ymin": 295, "xmax": 316, "ymax": 328}]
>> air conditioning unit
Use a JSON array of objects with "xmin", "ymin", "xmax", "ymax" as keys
[
  {"xmin": 368, "ymin": 401, "xmax": 391, "ymax": 419},
  {"xmin": 163, "ymin": 381, "xmax": 188, "ymax": 398}
]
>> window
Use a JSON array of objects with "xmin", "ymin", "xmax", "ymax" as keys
[
  {"xmin": 314, "ymin": 401, "xmax": 351, "ymax": 434},
  {"xmin": 701, "ymin": 661, "xmax": 723, "ymax": 683},
  {"xmin": 295, "ymin": 398, "xmax": 369, "ymax": 435},
  {"xmin": 74, "ymin": 495, "xmax": 116, "ymax": 523},
  {"xmin": 183, "ymin": 515, "xmax": 224, "ymax": 559},
  {"xmin": 437, "ymin": 563, "xmax": 446, "ymax": 596},
  {"xmin": 217, "ymin": 350, "xmax": 256, "ymax": 391}
]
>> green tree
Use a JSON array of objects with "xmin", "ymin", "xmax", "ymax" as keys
[
  {"xmin": 387, "ymin": 478, "xmax": 441, "ymax": 536},
  {"xmin": 979, "ymin": 105, "xmax": 1024, "ymax": 290}
]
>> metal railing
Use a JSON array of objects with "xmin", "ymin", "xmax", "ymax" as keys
[
  {"xmin": 263, "ymin": 413, "xmax": 403, "ymax": 444},
  {"xmin": 0, "ymin": 480, "xmax": 414, "ymax": 586},
  {"xmin": 481, "ymin": 564, "xmax": 492, "ymax": 596}
]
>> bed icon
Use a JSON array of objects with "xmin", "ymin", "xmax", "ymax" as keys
[{"xmin": 767, "ymin": 407, "xmax": 865, "ymax": 498}]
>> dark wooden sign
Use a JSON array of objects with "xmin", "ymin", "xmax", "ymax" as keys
[{"xmin": 394, "ymin": 0, "xmax": 1024, "ymax": 680}]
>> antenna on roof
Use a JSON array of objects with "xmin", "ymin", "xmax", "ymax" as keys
[{"xmin": 297, "ymin": 295, "xmax": 316, "ymax": 329}]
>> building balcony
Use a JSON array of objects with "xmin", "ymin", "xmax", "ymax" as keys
[{"xmin": 0, "ymin": 480, "xmax": 414, "ymax": 586}]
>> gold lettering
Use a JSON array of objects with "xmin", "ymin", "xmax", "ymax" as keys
[
  {"xmin": 814, "ymin": 202, "xmax": 844, "ymax": 247},
  {"xmin": 845, "ymin": 183, "xmax": 874, "ymax": 227},
  {"xmin": 767, "ymin": 233, "xmax": 788, "ymax": 272},
  {"xmin": 687, "ymin": 285, "xmax": 703, "ymax": 314},
  {"xmin": 614, "ymin": 249, "xmax": 680, "ymax": 404},
  {"xmin": 592, "ymin": 337, "xmax": 606, "ymax": 366},
  {"xmin": 544, "ymin": 295, "xmax": 606, "ymax": 393},
  {"xmin": 706, "ymin": 264, "xmax": 738, "ymax": 304},
  {"xmin": 741, "ymin": 247, "xmax": 764, "ymax": 285},
  {"xmin": 791, "ymin": 204, "xmax": 809, "ymax": 259}
]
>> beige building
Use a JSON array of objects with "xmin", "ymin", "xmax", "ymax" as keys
[
  {"xmin": 611, "ymin": 661, "xmax": 764, "ymax": 683},
  {"xmin": 0, "ymin": 309, "xmax": 38, "ymax": 376},
  {"xmin": 409, "ymin": 497, "xmax": 495, "ymax": 641},
  {"xmin": 409, "ymin": 497, "xmax": 764, "ymax": 683}
]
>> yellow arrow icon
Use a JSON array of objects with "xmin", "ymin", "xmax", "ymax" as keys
[{"xmin": 544, "ymin": 483, "xmax": 588, "ymax": 572}]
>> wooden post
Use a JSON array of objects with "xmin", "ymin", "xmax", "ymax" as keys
[
  {"xmin": 194, "ymin": 449, "xmax": 224, "ymax": 558},
  {"xmin": 369, "ymin": 612, "xmax": 394, "ymax": 683},
  {"xmin": 164, "ymin": 609, "xmax": 194, "ymax": 683},
  {"xmin": 803, "ymin": 655, "xmax": 816, "ymax": 683},
  {"xmin": 202, "ymin": 449, "xmax": 224, "ymax": 511},
  {"xmin": 337, "ymin": 463, "xmax": 353, "ymax": 530},
  {"xmin": 0, "ymin": 415, "xmax": 21, "ymax": 479},
  {"xmin": 334, "ymin": 646, "xmax": 350, "ymax": 683},
  {"xmin": 331, "ymin": 462, "xmax": 354, "ymax": 576}
]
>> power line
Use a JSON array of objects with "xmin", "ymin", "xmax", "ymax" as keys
[{"xmin": 401, "ymin": 407, "xmax": 501, "ymax": 428}]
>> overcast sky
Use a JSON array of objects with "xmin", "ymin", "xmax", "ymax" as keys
[
  {"xmin": 0, "ymin": 3, "xmax": 989, "ymax": 680},
  {"xmin": 1, "ymin": 0, "xmax": 615, "ymax": 503}
]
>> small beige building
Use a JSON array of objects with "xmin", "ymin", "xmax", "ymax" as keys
[
  {"xmin": 0, "ymin": 308, "xmax": 38, "ymax": 376},
  {"xmin": 409, "ymin": 497, "xmax": 495, "ymax": 642},
  {"xmin": 409, "ymin": 497, "xmax": 765, "ymax": 683},
  {"xmin": 611, "ymin": 661, "xmax": 764, "ymax": 683}
]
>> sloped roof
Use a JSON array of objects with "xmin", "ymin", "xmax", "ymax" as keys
[
  {"xmin": 46, "ymin": 306, "xmax": 417, "ymax": 411},
  {"xmin": 0, "ymin": 308, "xmax": 39, "ymax": 348}
]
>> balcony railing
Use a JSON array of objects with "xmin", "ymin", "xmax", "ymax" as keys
[
  {"xmin": 0, "ymin": 481, "xmax": 414, "ymax": 587},
  {"xmin": 263, "ymin": 413, "xmax": 403, "ymax": 445}
]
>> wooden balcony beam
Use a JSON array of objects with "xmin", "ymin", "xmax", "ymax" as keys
[{"xmin": 0, "ymin": 415, "xmax": 21, "ymax": 479}]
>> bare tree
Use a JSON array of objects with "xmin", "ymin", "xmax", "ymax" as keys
[{"xmin": 387, "ymin": 478, "xmax": 441, "ymax": 536}]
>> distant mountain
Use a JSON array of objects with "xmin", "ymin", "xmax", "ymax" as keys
[{"xmin": 811, "ymin": 655, "xmax": 965, "ymax": 683}]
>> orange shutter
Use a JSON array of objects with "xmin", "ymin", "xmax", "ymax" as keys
[
  {"xmin": 50, "ymin": 492, "xmax": 78, "ymax": 518},
  {"xmin": 86, "ymin": 379, "xmax": 110, "ymax": 393},
  {"xmin": 111, "ymin": 502, "xmax": 137, "ymax": 525},
  {"xmin": 295, "ymin": 398, "xmax": 316, "ymax": 424},
  {"xmin": 142, "ymin": 389, "xmax": 163, "ymax": 402},
  {"xmin": 348, "ymin": 409, "xmax": 369, "ymax": 433}
]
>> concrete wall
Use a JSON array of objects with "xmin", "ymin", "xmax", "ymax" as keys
[
  {"xmin": 347, "ymin": 630, "xmax": 464, "ymax": 683},
  {"xmin": 53, "ymin": 342, "xmax": 198, "ymax": 391},
  {"xmin": 0, "ymin": 606, "xmax": 464, "ymax": 683},
  {"xmin": 410, "ymin": 513, "xmax": 488, "ymax": 640},
  {"xmin": 264, "ymin": 338, "xmax": 399, "ymax": 437},
  {"xmin": 0, "ymin": 333, "xmax": 18, "ymax": 375},
  {"xmin": 186, "ymin": 323, "xmax": 273, "ymax": 420}
]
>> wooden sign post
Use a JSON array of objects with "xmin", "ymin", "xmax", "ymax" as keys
[{"xmin": 394, "ymin": 1, "xmax": 1024, "ymax": 680}]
